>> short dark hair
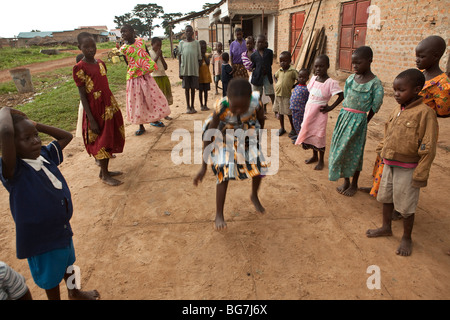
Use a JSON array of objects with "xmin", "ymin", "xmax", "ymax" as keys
[
  {"xmin": 222, "ymin": 52, "xmax": 229, "ymax": 62},
  {"xmin": 353, "ymin": 46, "xmax": 373, "ymax": 60},
  {"xmin": 395, "ymin": 68, "xmax": 426, "ymax": 88},
  {"xmin": 235, "ymin": 28, "xmax": 243, "ymax": 34},
  {"xmin": 316, "ymin": 54, "xmax": 330, "ymax": 67},
  {"xmin": 151, "ymin": 37, "xmax": 162, "ymax": 45},
  {"xmin": 227, "ymin": 78, "xmax": 252, "ymax": 98},
  {"xmin": 77, "ymin": 32, "xmax": 94, "ymax": 45},
  {"xmin": 121, "ymin": 24, "xmax": 134, "ymax": 32},
  {"xmin": 280, "ymin": 51, "xmax": 291, "ymax": 59},
  {"xmin": 298, "ymin": 68, "xmax": 310, "ymax": 75}
]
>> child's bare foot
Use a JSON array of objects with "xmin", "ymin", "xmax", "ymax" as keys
[
  {"xmin": 305, "ymin": 156, "xmax": 318, "ymax": 164},
  {"xmin": 101, "ymin": 175, "xmax": 123, "ymax": 186},
  {"xmin": 214, "ymin": 213, "xmax": 227, "ymax": 230},
  {"xmin": 342, "ymin": 185, "xmax": 357, "ymax": 196},
  {"xmin": 99, "ymin": 170, "xmax": 123, "ymax": 178},
  {"xmin": 68, "ymin": 289, "xmax": 100, "ymax": 300},
  {"xmin": 250, "ymin": 194, "xmax": 265, "ymax": 214},
  {"xmin": 314, "ymin": 161, "xmax": 324, "ymax": 170},
  {"xmin": 336, "ymin": 181, "xmax": 350, "ymax": 194},
  {"xmin": 201, "ymin": 105, "xmax": 210, "ymax": 111},
  {"xmin": 396, "ymin": 237, "xmax": 412, "ymax": 256},
  {"xmin": 366, "ymin": 227, "xmax": 393, "ymax": 238}
]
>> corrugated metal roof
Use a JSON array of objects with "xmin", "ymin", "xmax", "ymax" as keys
[{"xmin": 17, "ymin": 32, "xmax": 54, "ymax": 38}]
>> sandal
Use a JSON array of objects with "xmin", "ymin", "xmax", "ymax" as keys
[
  {"xmin": 135, "ymin": 128, "xmax": 145, "ymax": 136},
  {"xmin": 150, "ymin": 121, "xmax": 165, "ymax": 127}
]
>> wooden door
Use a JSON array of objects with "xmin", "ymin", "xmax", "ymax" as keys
[
  {"xmin": 290, "ymin": 11, "xmax": 305, "ymax": 62},
  {"xmin": 339, "ymin": 0, "xmax": 370, "ymax": 71}
]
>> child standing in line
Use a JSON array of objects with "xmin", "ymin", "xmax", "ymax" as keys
[
  {"xmin": 198, "ymin": 40, "xmax": 212, "ymax": 111},
  {"xmin": 295, "ymin": 55, "xmax": 344, "ymax": 170},
  {"xmin": 250, "ymin": 35, "xmax": 275, "ymax": 107},
  {"xmin": 328, "ymin": 46, "xmax": 384, "ymax": 196},
  {"xmin": 242, "ymin": 36, "xmax": 271, "ymax": 115},
  {"xmin": 212, "ymin": 42, "xmax": 223, "ymax": 95},
  {"xmin": 416, "ymin": 35, "xmax": 450, "ymax": 117},
  {"xmin": 74, "ymin": 32, "xmax": 125, "ymax": 186},
  {"xmin": 289, "ymin": 68, "xmax": 310, "ymax": 143},
  {"xmin": 193, "ymin": 78, "xmax": 266, "ymax": 230},
  {"xmin": 149, "ymin": 36, "xmax": 173, "ymax": 121},
  {"xmin": 178, "ymin": 25, "xmax": 202, "ymax": 114},
  {"xmin": 221, "ymin": 52, "xmax": 233, "ymax": 97},
  {"xmin": 273, "ymin": 51, "xmax": 298, "ymax": 137},
  {"xmin": 229, "ymin": 28, "xmax": 248, "ymax": 79},
  {"xmin": 366, "ymin": 69, "xmax": 438, "ymax": 257},
  {"xmin": 120, "ymin": 25, "xmax": 171, "ymax": 135},
  {"xmin": 0, "ymin": 107, "xmax": 100, "ymax": 300}
]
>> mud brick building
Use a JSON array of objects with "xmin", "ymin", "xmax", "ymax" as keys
[{"xmin": 277, "ymin": 0, "xmax": 449, "ymax": 88}]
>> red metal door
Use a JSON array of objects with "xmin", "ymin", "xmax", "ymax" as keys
[
  {"xmin": 290, "ymin": 11, "xmax": 305, "ymax": 62},
  {"xmin": 339, "ymin": 0, "xmax": 370, "ymax": 71}
]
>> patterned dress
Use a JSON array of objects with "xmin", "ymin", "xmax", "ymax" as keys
[
  {"xmin": 120, "ymin": 38, "xmax": 170, "ymax": 124},
  {"xmin": 73, "ymin": 59, "xmax": 125, "ymax": 160},
  {"xmin": 289, "ymin": 84, "xmax": 309, "ymax": 134},
  {"xmin": 328, "ymin": 74, "xmax": 384, "ymax": 181},
  {"xmin": 420, "ymin": 72, "xmax": 450, "ymax": 117},
  {"xmin": 295, "ymin": 76, "xmax": 342, "ymax": 151},
  {"xmin": 202, "ymin": 92, "xmax": 267, "ymax": 184}
]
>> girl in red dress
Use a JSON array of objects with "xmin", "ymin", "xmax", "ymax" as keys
[{"xmin": 73, "ymin": 32, "xmax": 125, "ymax": 186}]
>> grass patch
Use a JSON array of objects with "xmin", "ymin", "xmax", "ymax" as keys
[{"xmin": 0, "ymin": 46, "xmax": 76, "ymax": 70}]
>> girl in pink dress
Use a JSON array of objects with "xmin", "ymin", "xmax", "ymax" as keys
[
  {"xmin": 120, "ymin": 25, "xmax": 171, "ymax": 136},
  {"xmin": 295, "ymin": 55, "xmax": 344, "ymax": 170}
]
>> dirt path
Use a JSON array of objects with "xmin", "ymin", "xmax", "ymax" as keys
[
  {"xmin": 0, "ymin": 49, "xmax": 110, "ymax": 83},
  {"xmin": 0, "ymin": 58, "xmax": 449, "ymax": 300}
]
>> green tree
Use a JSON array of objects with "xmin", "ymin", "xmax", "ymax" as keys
[
  {"xmin": 161, "ymin": 12, "xmax": 183, "ymax": 38},
  {"xmin": 133, "ymin": 3, "xmax": 164, "ymax": 38}
]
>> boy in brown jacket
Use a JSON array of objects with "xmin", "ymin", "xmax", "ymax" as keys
[{"xmin": 366, "ymin": 69, "xmax": 438, "ymax": 256}]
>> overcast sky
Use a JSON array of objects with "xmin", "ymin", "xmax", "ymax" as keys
[{"xmin": 0, "ymin": 0, "xmax": 213, "ymax": 38}]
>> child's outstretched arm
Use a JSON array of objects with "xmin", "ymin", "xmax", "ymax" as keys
[
  {"xmin": 77, "ymin": 87, "xmax": 100, "ymax": 135},
  {"xmin": 193, "ymin": 112, "xmax": 220, "ymax": 186}
]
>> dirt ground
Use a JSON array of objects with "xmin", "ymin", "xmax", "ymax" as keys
[{"xmin": 0, "ymin": 56, "xmax": 449, "ymax": 301}]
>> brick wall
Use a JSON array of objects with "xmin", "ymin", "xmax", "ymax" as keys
[
  {"xmin": 277, "ymin": 0, "xmax": 449, "ymax": 90},
  {"xmin": 229, "ymin": 0, "xmax": 279, "ymax": 11}
]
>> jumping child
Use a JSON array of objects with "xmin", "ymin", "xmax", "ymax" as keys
[
  {"xmin": 366, "ymin": 69, "xmax": 438, "ymax": 257},
  {"xmin": 198, "ymin": 40, "xmax": 212, "ymax": 111},
  {"xmin": 177, "ymin": 25, "xmax": 202, "ymax": 114},
  {"xmin": 212, "ymin": 42, "xmax": 223, "ymax": 95},
  {"xmin": 273, "ymin": 51, "xmax": 298, "ymax": 137},
  {"xmin": 149, "ymin": 36, "xmax": 173, "ymax": 121},
  {"xmin": 328, "ymin": 46, "xmax": 384, "ymax": 196},
  {"xmin": 0, "ymin": 107, "xmax": 100, "ymax": 300},
  {"xmin": 120, "ymin": 25, "xmax": 171, "ymax": 135},
  {"xmin": 295, "ymin": 55, "xmax": 344, "ymax": 170},
  {"xmin": 193, "ymin": 78, "xmax": 267, "ymax": 230},
  {"xmin": 289, "ymin": 68, "xmax": 310, "ymax": 143},
  {"xmin": 73, "ymin": 32, "xmax": 125, "ymax": 186}
]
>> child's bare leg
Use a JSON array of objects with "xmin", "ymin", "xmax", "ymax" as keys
[
  {"xmin": 366, "ymin": 203, "xmax": 394, "ymax": 237},
  {"xmin": 337, "ymin": 178, "xmax": 350, "ymax": 194},
  {"xmin": 215, "ymin": 180, "xmax": 229, "ymax": 230},
  {"xmin": 314, "ymin": 150, "xmax": 325, "ymax": 170},
  {"xmin": 342, "ymin": 171, "xmax": 360, "ymax": 196},
  {"xmin": 98, "ymin": 158, "xmax": 123, "ymax": 186},
  {"xmin": 396, "ymin": 213, "xmax": 414, "ymax": 256},
  {"xmin": 277, "ymin": 115, "xmax": 286, "ymax": 136},
  {"xmin": 190, "ymin": 88, "xmax": 197, "ymax": 113},
  {"xmin": 185, "ymin": 89, "xmax": 192, "ymax": 113},
  {"xmin": 251, "ymin": 175, "xmax": 265, "ymax": 214},
  {"xmin": 64, "ymin": 267, "xmax": 100, "ymax": 300},
  {"xmin": 201, "ymin": 90, "xmax": 209, "ymax": 111},
  {"xmin": 305, "ymin": 150, "xmax": 318, "ymax": 164}
]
